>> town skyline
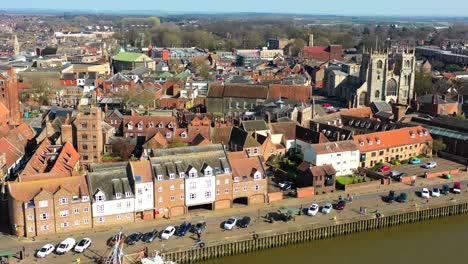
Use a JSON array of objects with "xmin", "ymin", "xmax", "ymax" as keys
[{"xmin": 2, "ymin": 0, "xmax": 468, "ymax": 17}]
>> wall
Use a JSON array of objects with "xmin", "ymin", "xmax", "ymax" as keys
[
  {"xmin": 424, "ymin": 168, "xmax": 460, "ymax": 179},
  {"xmin": 267, "ymin": 192, "xmax": 283, "ymax": 203},
  {"xmin": 297, "ymin": 187, "xmax": 315, "ymax": 198},
  {"xmin": 342, "ymin": 179, "xmax": 381, "ymax": 191}
]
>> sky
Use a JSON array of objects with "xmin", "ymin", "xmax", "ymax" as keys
[{"xmin": 3, "ymin": 0, "xmax": 468, "ymax": 16}]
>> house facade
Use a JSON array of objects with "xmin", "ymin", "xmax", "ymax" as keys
[
  {"xmin": 129, "ymin": 161, "xmax": 154, "ymax": 220},
  {"xmin": 228, "ymin": 155, "xmax": 268, "ymax": 205},
  {"xmin": 304, "ymin": 140, "xmax": 359, "ymax": 176}
]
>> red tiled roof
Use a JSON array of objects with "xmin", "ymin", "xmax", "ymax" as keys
[
  {"xmin": 228, "ymin": 155, "xmax": 265, "ymax": 179},
  {"xmin": 268, "ymin": 84, "xmax": 311, "ymax": 103},
  {"xmin": 353, "ymin": 126, "xmax": 432, "ymax": 152},
  {"xmin": 302, "ymin": 46, "xmax": 328, "ymax": 54},
  {"xmin": 50, "ymin": 142, "xmax": 80, "ymax": 174},
  {"xmin": 208, "ymin": 84, "xmax": 269, "ymax": 99},
  {"xmin": 130, "ymin": 160, "xmax": 152, "ymax": 182},
  {"xmin": 0, "ymin": 102, "xmax": 9, "ymax": 116},
  {"xmin": 341, "ymin": 107, "xmax": 373, "ymax": 118},
  {"xmin": 0, "ymin": 137, "xmax": 22, "ymax": 168}
]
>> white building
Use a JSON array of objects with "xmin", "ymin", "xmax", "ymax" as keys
[
  {"xmin": 185, "ymin": 166, "xmax": 216, "ymax": 206},
  {"xmin": 305, "ymin": 141, "xmax": 360, "ymax": 176},
  {"xmin": 129, "ymin": 161, "xmax": 155, "ymax": 216}
]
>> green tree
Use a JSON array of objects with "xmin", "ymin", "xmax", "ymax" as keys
[
  {"xmin": 414, "ymin": 70, "xmax": 436, "ymax": 96},
  {"xmin": 432, "ymin": 138, "xmax": 447, "ymax": 154},
  {"xmin": 290, "ymin": 39, "xmax": 306, "ymax": 57}
]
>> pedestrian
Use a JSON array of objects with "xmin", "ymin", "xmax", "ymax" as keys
[
  {"xmin": 196, "ymin": 231, "xmax": 201, "ymax": 242},
  {"xmin": 299, "ymin": 205, "xmax": 303, "ymax": 215},
  {"xmin": 426, "ymin": 199, "xmax": 429, "ymax": 204},
  {"xmin": 347, "ymin": 193, "xmax": 350, "ymax": 200},
  {"xmin": 338, "ymin": 195, "xmax": 342, "ymax": 202}
]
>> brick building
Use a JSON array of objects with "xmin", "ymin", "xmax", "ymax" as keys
[
  {"xmin": 301, "ymin": 45, "xmax": 343, "ymax": 62},
  {"xmin": 73, "ymin": 108, "xmax": 103, "ymax": 166},
  {"xmin": 297, "ymin": 163, "xmax": 336, "ymax": 194},
  {"xmin": 353, "ymin": 126, "xmax": 433, "ymax": 168},
  {"xmin": 0, "ymin": 65, "xmax": 20, "ymax": 125},
  {"xmin": 7, "ymin": 173, "xmax": 91, "ymax": 237}
]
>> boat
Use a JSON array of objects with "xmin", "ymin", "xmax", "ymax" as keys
[{"xmin": 140, "ymin": 251, "xmax": 177, "ymax": 264}]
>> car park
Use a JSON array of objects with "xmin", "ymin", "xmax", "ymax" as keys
[
  {"xmin": 409, "ymin": 158, "xmax": 421, "ymax": 164},
  {"xmin": 238, "ymin": 216, "xmax": 251, "ymax": 228},
  {"xmin": 74, "ymin": 238, "xmax": 92, "ymax": 253},
  {"xmin": 224, "ymin": 217, "xmax": 237, "ymax": 230},
  {"xmin": 421, "ymin": 188, "xmax": 430, "ymax": 198},
  {"xmin": 386, "ymin": 190, "xmax": 397, "ymax": 203},
  {"xmin": 161, "ymin": 226, "xmax": 176, "ymax": 240},
  {"xmin": 176, "ymin": 222, "xmax": 192, "ymax": 237},
  {"xmin": 192, "ymin": 221, "xmax": 207, "ymax": 233},
  {"xmin": 453, "ymin": 182, "xmax": 461, "ymax": 194},
  {"xmin": 396, "ymin": 192, "xmax": 407, "ymax": 203},
  {"xmin": 336, "ymin": 201, "xmax": 346, "ymax": 210},
  {"xmin": 125, "ymin": 232, "xmax": 143, "ymax": 245},
  {"xmin": 322, "ymin": 203, "xmax": 333, "ymax": 214},
  {"xmin": 422, "ymin": 161, "xmax": 437, "ymax": 169},
  {"xmin": 55, "ymin": 238, "xmax": 76, "ymax": 255},
  {"xmin": 307, "ymin": 203, "xmax": 319, "ymax": 216},
  {"xmin": 377, "ymin": 165, "xmax": 391, "ymax": 172},
  {"xmin": 142, "ymin": 230, "xmax": 158, "ymax": 243},
  {"xmin": 431, "ymin": 188, "xmax": 441, "ymax": 197},
  {"xmin": 36, "ymin": 244, "xmax": 55, "ymax": 258},
  {"xmin": 441, "ymin": 185, "xmax": 450, "ymax": 195}
]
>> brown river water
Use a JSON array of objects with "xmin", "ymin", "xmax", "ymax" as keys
[{"xmin": 202, "ymin": 214, "xmax": 468, "ymax": 264}]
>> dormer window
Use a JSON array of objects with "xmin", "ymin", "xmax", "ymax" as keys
[
  {"xmin": 410, "ymin": 132, "xmax": 415, "ymax": 138},
  {"xmin": 181, "ymin": 132, "xmax": 188, "ymax": 138},
  {"xmin": 128, "ymin": 122, "xmax": 133, "ymax": 130},
  {"xmin": 253, "ymin": 171, "xmax": 262, "ymax": 180},
  {"xmin": 189, "ymin": 168, "xmax": 197, "ymax": 178},
  {"xmin": 157, "ymin": 175, "xmax": 163, "ymax": 181},
  {"xmin": 149, "ymin": 122, "xmax": 154, "ymax": 128},
  {"xmin": 115, "ymin": 193, "xmax": 121, "ymax": 199},
  {"xmin": 376, "ymin": 137, "xmax": 381, "ymax": 144},
  {"xmin": 137, "ymin": 122, "xmax": 143, "ymax": 130},
  {"xmin": 179, "ymin": 172, "xmax": 185, "ymax": 178},
  {"xmin": 367, "ymin": 138, "xmax": 373, "ymax": 145},
  {"xmin": 234, "ymin": 176, "xmax": 240, "ymax": 182},
  {"xmin": 169, "ymin": 173, "xmax": 175, "ymax": 180},
  {"xmin": 424, "ymin": 130, "xmax": 428, "ymax": 136},
  {"xmin": 95, "ymin": 194, "xmax": 105, "ymax": 202},
  {"xmin": 166, "ymin": 132, "xmax": 172, "ymax": 138},
  {"xmin": 158, "ymin": 123, "xmax": 164, "ymax": 128},
  {"xmin": 224, "ymin": 168, "xmax": 230, "ymax": 173},
  {"xmin": 204, "ymin": 166, "xmax": 212, "ymax": 176},
  {"xmin": 125, "ymin": 191, "xmax": 132, "ymax": 198},
  {"xmin": 82, "ymin": 196, "xmax": 89, "ymax": 202},
  {"xmin": 359, "ymin": 140, "xmax": 364, "ymax": 146},
  {"xmin": 168, "ymin": 123, "xmax": 173, "ymax": 129}
]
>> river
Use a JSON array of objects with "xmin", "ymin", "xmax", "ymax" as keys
[{"xmin": 202, "ymin": 214, "xmax": 468, "ymax": 264}]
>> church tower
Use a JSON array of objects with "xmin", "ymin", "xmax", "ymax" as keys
[
  {"xmin": 359, "ymin": 49, "xmax": 388, "ymax": 105},
  {"xmin": 394, "ymin": 48, "xmax": 416, "ymax": 104},
  {"xmin": 12, "ymin": 35, "xmax": 20, "ymax": 55}
]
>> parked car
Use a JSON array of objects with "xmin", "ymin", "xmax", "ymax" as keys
[
  {"xmin": 453, "ymin": 182, "xmax": 461, "ymax": 194},
  {"xmin": 191, "ymin": 221, "xmax": 207, "ymax": 233},
  {"xmin": 386, "ymin": 190, "xmax": 397, "ymax": 203},
  {"xmin": 390, "ymin": 171, "xmax": 401, "ymax": 177},
  {"xmin": 421, "ymin": 188, "xmax": 430, "ymax": 198},
  {"xmin": 108, "ymin": 234, "xmax": 126, "ymax": 247},
  {"xmin": 377, "ymin": 165, "xmax": 391, "ymax": 172},
  {"xmin": 396, "ymin": 192, "xmax": 408, "ymax": 203},
  {"xmin": 161, "ymin": 226, "xmax": 176, "ymax": 240},
  {"xmin": 307, "ymin": 203, "xmax": 319, "ymax": 216},
  {"xmin": 422, "ymin": 161, "xmax": 437, "ymax": 169},
  {"xmin": 327, "ymin": 108, "xmax": 338, "ymax": 113},
  {"xmin": 431, "ymin": 188, "xmax": 441, "ymax": 197},
  {"xmin": 238, "ymin": 216, "xmax": 251, "ymax": 228},
  {"xmin": 142, "ymin": 230, "xmax": 158, "ymax": 243},
  {"xmin": 224, "ymin": 217, "xmax": 237, "ymax": 230},
  {"xmin": 336, "ymin": 200, "xmax": 346, "ymax": 210},
  {"xmin": 125, "ymin": 232, "xmax": 143, "ymax": 245},
  {"xmin": 74, "ymin": 238, "xmax": 92, "ymax": 253},
  {"xmin": 36, "ymin": 244, "xmax": 55, "ymax": 258},
  {"xmin": 176, "ymin": 222, "xmax": 192, "ymax": 237},
  {"xmin": 55, "ymin": 238, "xmax": 76, "ymax": 255},
  {"xmin": 441, "ymin": 184, "xmax": 450, "ymax": 195},
  {"xmin": 322, "ymin": 203, "xmax": 333, "ymax": 214},
  {"xmin": 395, "ymin": 172, "xmax": 407, "ymax": 179},
  {"xmin": 322, "ymin": 103, "xmax": 332, "ymax": 108},
  {"xmin": 278, "ymin": 181, "xmax": 294, "ymax": 190},
  {"xmin": 409, "ymin": 158, "xmax": 421, "ymax": 164}
]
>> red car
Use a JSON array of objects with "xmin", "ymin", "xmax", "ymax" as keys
[
  {"xmin": 336, "ymin": 201, "xmax": 346, "ymax": 210},
  {"xmin": 377, "ymin": 165, "xmax": 391, "ymax": 172},
  {"xmin": 322, "ymin": 103, "xmax": 331, "ymax": 107}
]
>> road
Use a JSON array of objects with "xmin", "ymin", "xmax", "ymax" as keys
[{"xmin": 7, "ymin": 171, "xmax": 468, "ymax": 264}]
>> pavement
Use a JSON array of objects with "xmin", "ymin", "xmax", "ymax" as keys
[{"xmin": 5, "ymin": 170, "xmax": 468, "ymax": 264}]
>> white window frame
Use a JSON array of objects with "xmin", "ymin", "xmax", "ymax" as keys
[
  {"xmin": 38, "ymin": 200, "xmax": 48, "ymax": 208},
  {"xmin": 40, "ymin": 213, "xmax": 49, "ymax": 220}
]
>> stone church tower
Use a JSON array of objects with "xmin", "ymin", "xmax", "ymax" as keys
[
  {"xmin": 356, "ymin": 49, "xmax": 415, "ymax": 106},
  {"xmin": 12, "ymin": 35, "xmax": 20, "ymax": 55}
]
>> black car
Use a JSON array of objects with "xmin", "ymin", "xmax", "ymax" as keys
[
  {"xmin": 142, "ymin": 230, "xmax": 158, "ymax": 243},
  {"xmin": 191, "ymin": 222, "xmax": 207, "ymax": 233},
  {"xmin": 125, "ymin": 232, "xmax": 143, "ymax": 245},
  {"xmin": 441, "ymin": 184, "xmax": 450, "ymax": 195},
  {"xmin": 238, "ymin": 216, "xmax": 251, "ymax": 228},
  {"xmin": 396, "ymin": 192, "xmax": 407, "ymax": 203},
  {"xmin": 386, "ymin": 190, "xmax": 396, "ymax": 203},
  {"xmin": 176, "ymin": 222, "xmax": 192, "ymax": 237}
]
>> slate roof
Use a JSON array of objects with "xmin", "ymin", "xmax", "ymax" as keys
[
  {"xmin": 211, "ymin": 127, "xmax": 232, "ymax": 145},
  {"xmin": 106, "ymin": 72, "xmax": 131, "ymax": 83},
  {"xmin": 311, "ymin": 140, "xmax": 358, "ymax": 155},
  {"xmin": 128, "ymin": 67, "xmax": 152, "ymax": 76},
  {"xmin": 150, "ymin": 144, "xmax": 230, "ymax": 180},
  {"xmin": 241, "ymin": 120, "xmax": 269, "ymax": 133},
  {"xmin": 370, "ymin": 101, "xmax": 392, "ymax": 113},
  {"xmin": 229, "ymin": 127, "xmax": 261, "ymax": 149},
  {"xmin": 295, "ymin": 125, "xmax": 326, "ymax": 144},
  {"xmin": 269, "ymin": 121, "xmax": 298, "ymax": 140},
  {"xmin": 87, "ymin": 167, "xmax": 133, "ymax": 201}
]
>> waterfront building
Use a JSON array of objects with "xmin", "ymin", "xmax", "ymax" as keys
[{"xmin": 305, "ymin": 140, "xmax": 359, "ymax": 176}]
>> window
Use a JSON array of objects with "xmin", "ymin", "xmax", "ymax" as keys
[
  {"xmin": 180, "ymin": 184, "xmax": 184, "ymax": 190},
  {"xmin": 170, "ymin": 196, "xmax": 175, "ymax": 201},
  {"xmin": 243, "ymin": 186, "xmax": 248, "ymax": 191},
  {"xmin": 225, "ymin": 179, "xmax": 229, "ymax": 184},
  {"xmin": 61, "ymin": 222, "xmax": 69, "ymax": 228},
  {"xmin": 236, "ymin": 102, "xmax": 240, "ymax": 109},
  {"xmin": 181, "ymin": 132, "xmax": 188, "ymax": 138},
  {"xmin": 166, "ymin": 132, "xmax": 172, "ymax": 138},
  {"xmin": 117, "ymin": 215, "xmax": 122, "ymax": 220},
  {"xmin": 116, "ymin": 202, "xmax": 122, "ymax": 209},
  {"xmin": 115, "ymin": 193, "xmax": 121, "ymax": 199},
  {"xmin": 224, "ymin": 168, "xmax": 230, "ymax": 173},
  {"xmin": 84, "ymin": 207, "xmax": 89, "ymax": 213},
  {"xmin": 158, "ymin": 186, "xmax": 163, "ymax": 193},
  {"xmin": 60, "ymin": 210, "xmax": 69, "ymax": 217},
  {"xmin": 180, "ymin": 194, "xmax": 185, "ymax": 200},
  {"xmin": 168, "ymin": 123, "xmax": 174, "ymax": 129},
  {"xmin": 82, "ymin": 144, "xmax": 88, "ymax": 150},
  {"xmin": 247, "ymin": 148, "xmax": 251, "ymax": 155},
  {"xmin": 225, "ymin": 189, "xmax": 229, "ymax": 194},
  {"xmin": 179, "ymin": 173, "xmax": 185, "ymax": 178},
  {"xmin": 189, "ymin": 170, "xmax": 197, "ymax": 178},
  {"xmin": 190, "ymin": 193, "xmax": 196, "ymax": 200},
  {"xmin": 205, "ymin": 180, "xmax": 211, "ymax": 188},
  {"xmin": 137, "ymin": 122, "xmax": 143, "ymax": 130},
  {"xmin": 170, "ymin": 185, "xmax": 175, "ymax": 191},
  {"xmin": 127, "ymin": 201, "xmax": 132, "ymax": 208},
  {"xmin": 81, "ymin": 123, "xmax": 87, "ymax": 129},
  {"xmin": 157, "ymin": 175, "xmax": 163, "ymax": 181},
  {"xmin": 125, "ymin": 191, "xmax": 132, "ymax": 197},
  {"xmin": 216, "ymin": 189, "xmax": 220, "ymax": 195},
  {"xmin": 158, "ymin": 197, "xmax": 163, "ymax": 203},
  {"xmin": 169, "ymin": 173, "xmax": 175, "ymax": 180},
  {"xmin": 40, "ymin": 213, "xmax": 49, "ymax": 220},
  {"xmin": 27, "ymin": 214, "xmax": 33, "ymax": 220},
  {"xmin": 205, "ymin": 191, "xmax": 211, "ymax": 198},
  {"xmin": 216, "ymin": 179, "xmax": 220, "ymax": 185},
  {"xmin": 128, "ymin": 122, "xmax": 133, "ymax": 130},
  {"xmin": 127, "ymin": 213, "xmax": 132, "ymax": 218},
  {"xmin": 255, "ymin": 185, "xmax": 260, "ymax": 191},
  {"xmin": 234, "ymin": 177, "xmax": 240, "ymax": 182},
  {"xmin": 84, "ymin": 219, "xmax": 89, "ymax": 224},
  {"xmin": 137, "ymin": 188, "xmax": 143, "ymax": 195},
  {"xmin": 41, "ymin": 225, "xmax": 49, "ymax": 231},
  {"xmin": 97, "ymin": 217, "xmax": 105, "ymax": 223},
  {"xmin": 95, "ymin": 194, "xmax": 105, "ymax": 201},
  {"xmin": 97, "ymin": 205, "xmax": 105, "ymax": 213},
  {"xmin": 158, "ymin": 123, "xmax": 164, "ymax": 128},
  {"xmin": 234, "ymin": 187, "xmax": 239, "ymax": 193},
  {"xmin": 83, "ymin": 155, "xmax": 89, "ymax": 160},
  {"xmin": 82, "ymin": 134, "xmax": 88, "ymax": 140},
  {"xmin": 377, "ymin": 60, "xmax": 383, "ymax": 69},
  {"xmin": 28, "ymin": 226, "xmax": 34, "ymax": 232},
  {"xmin": 205, "ymin": 168, "xmax": 212, "ymax": 176},
  {"xmin": 189, "ymin": 182, "xmax": 196, "ymax": 190},
  {"xmin": 38, "ymin": 200, "xmax": 48, "ymax": 208},
  {"xmin": 253, "ymin": 148, "xmax": 258, "ymax": 154}
]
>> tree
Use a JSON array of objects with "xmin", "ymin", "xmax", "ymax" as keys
[
  {"xmin": 290, "ymin": 39, "xmax": 306, "ymax": 57},
  {"xmin": 414, "ymin": 70, "xmax": 436, "ymax": 96},
  {"xmin": 446, "ymin": 64, "xmax": 464, "ymax": 73},
  {"xmin": 115, "ymin": 87, "xmax": 155, "ymax": 110},
  {"xmin": 432, "ymin": 138, "xmax": 447, "ymax": 154},
  {"xmin": 28, "ymin": 76, "xmax": 53, "ymax": 105},
  {"xmin": 111, "ymin": 138, "xmax": 136, "ymax": 160}
]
